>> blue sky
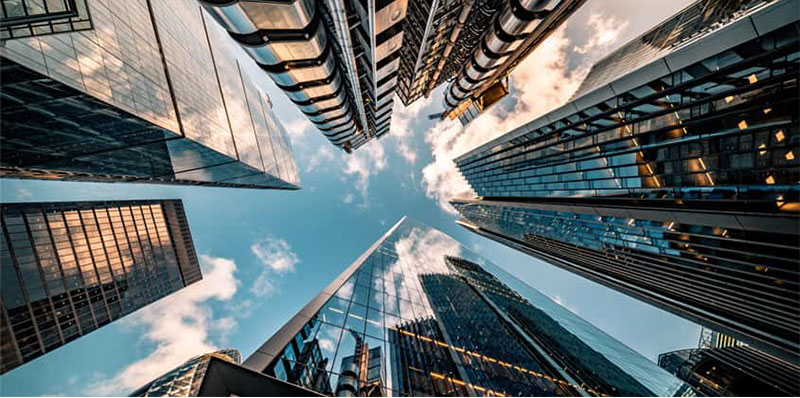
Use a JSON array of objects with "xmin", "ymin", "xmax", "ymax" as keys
[{"xmin": 0, "ymin": 1, "xmax": 701, "ymax": 396}]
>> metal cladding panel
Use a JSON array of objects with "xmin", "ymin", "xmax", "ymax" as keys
[
  {"xmin": 663, "ymin": 18, "xmax": 758, "ymax": 72},
  {"xmin": 607, "ymin": 59, "xmax": 671, "ymax": 98},
  {"xmin": 751, "ymin": 0, "xmax": 800, "ymax": 35},
  {"xmin": 375, "ymin": 0, "xmax": 408, "ymax": 34}
]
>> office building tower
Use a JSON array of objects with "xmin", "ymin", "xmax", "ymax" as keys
[
  {"xmin": 452, "ymin": 0, "xmax": 800, "ymax": 364},
  {"xmin": 0, "ymin": 200, "xmax": 201, "ymax": 374},
  {"xmin": 0, "ymin": 0, "xmax": 299, "ymax": 190},
  {"xmin": 1, "ymin": 0, "xmax": 92, "ymax": 40},
  {"xmin": 131, "ymin": 349, "xmax": 242, "ymax": 397},
  {"xmin": 199, "ymin": 0, "xmax": 584, "ymax": 152},
  {"xmin": 241, "ymin": 217, "xmax": 691, "ymax": 396},
  {"xmin": 658, "ymin": 329, "xmax": 800, "ymax": 396}
]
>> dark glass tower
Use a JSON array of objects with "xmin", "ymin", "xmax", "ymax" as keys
[
  {"xmin": 243, "ymin": 217, "xmax": 691, "ymax": 396},
  {"xmin": 452, "ymin": 0, "xmax": 800, "ymax": 364},
  {"xmin": 658, "ymin": 329, "xmax": 800, "ymax": 396},
  {"xmin": 131, "ymin": 349, "xmax": 243, "ymax": 397},
  {"xmin": 0, "ymin": 0, "xmax": 299, "ymax": 189},
  {"xmin": 0, "ymin": 199, "xmax": 201, "ymax": 374}
]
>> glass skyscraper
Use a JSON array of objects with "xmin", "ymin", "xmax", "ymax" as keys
[
  {"xmin": 131, "ymin": 349, "xmax": 242, "ymax": 397},
  {"xmin": 658, "ymin": 329, "xmax": 800, "ymax": 396},
  {"xmin": 243, "ymin": 217, "xmax": 691, "ymax": 396},
  {"xmin": 200, "ymin": 0, "xmax": 585, "ymax": 153},
  {"xmin": 452, "ymin": 0, "xmax": 799, "ymax": 365},
  {"xmin": 0, "ymin": 0, "xmax": 299, "ymax": 189},
  {"xmin": 0, "ymin": 199, "xmax": 201, "ymax": 374}
]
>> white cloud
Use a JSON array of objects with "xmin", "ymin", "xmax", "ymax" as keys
[
  {"xmin": 15, "ymin": 186, "xmax": 32, "ymax": 200},
  {"xmin": 421, "ymin": 14, "xmax": 627, "ymax": 214},
  {"xmin": 250, "ymin": 237, "xmax": 300, "ymax": 274},
  {"xmin": 389, "ymin": 96, "xmax": 433, "ymax": 164},
  {"xmin": 553, "ymin": 295, "xmax": 579, "ymax": 315},
  {"xmin": 318, "ymin": 338, "xmax": 335, "ymax": 352},
  {"xmin": 342, "ymin": 192, "xmax": 354, "ymax": 204},
  {"xmin": 342, "ymin": 139, "xmax": 387, "ymax": 201},
  {"xmin": 86, "ymin": 255, "xmax": 239, "ymax": 396},
  {"xmin": 284, "ymin": 117, "xmax": 313, "ymax": 143},
  {"xmin": 251, "ymin": 272, "xmax": 278, "ymax": 298},
  {"xmin": 572, "ymin": 13, "xmax": 629, "ymax": 55},
  {"xmin": 249, "ymin": 237, "xmax": 300, "ymax": 298},
  {"xmin": 305, "ymin": 145, "xmax": 336, "ymax": 173}
]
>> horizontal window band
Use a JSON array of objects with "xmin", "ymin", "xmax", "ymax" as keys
[
  {"xmin": 290, "ymin": 79, "xmax": 346, "ymax": 106},
  {"xmin": 376, "ymin": 51, "xmax": 402, "ymax": 70},
  {"xmin": 376, "ymin": 20, "xmax": 404, "ymax": 47},
  {"xmin": 274, "ymin": 64, "xmax": 340, "ymax": 92},
  {"xmin": 377, "ymin": 71, "xmax": 400, "ymax": 89},
  {"xmin": 309, "ymin": 110, "xmax": 351, "ymax": 126},
  {"xmin": 257, "ymin": 42, "xmax": 333, "ymax": 73},
  {"xmin": 227, "ymin": 4, "xmax": 322, "ymax": 46},
  {"xmin": 320, "ymin": 117, "xmax": 355, "ymax": 133},
  {"xmin": 302, "ymin": 102, "xmax": 349, "ymax": 117}
]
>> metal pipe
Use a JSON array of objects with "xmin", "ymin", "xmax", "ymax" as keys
[{"xmin": 443, "ymin": 0, "xmax": 553, "ymax": 109}]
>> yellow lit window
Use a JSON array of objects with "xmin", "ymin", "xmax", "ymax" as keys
[
  {"xmin": 748, "ymin": 74, "xmax": 758, "ymax": 84},
  {"xmin": 737, "ymin": 120, "xmax": 748, "ymax": 130},
  {"xmin": 775, "ymin": 130, "xmax": 785, "ymax": 142},
  {"xmin": 765, "ymin": 175, "xmax": 775, "ymax": 185}
]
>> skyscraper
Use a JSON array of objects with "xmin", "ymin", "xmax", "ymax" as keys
[
  {"xmin": 131, "ymin": 349, "xmax": 243, "ymax": 397},
  {"xmin": 658, "ymin": 329, "xmax": 800, "ymax": 396},
  {"xmin": 199, "ymin": 0, "xmax": 585, "ymax": 153},
  {"xmin": 0, "ymin": 199, "xmax": 202, "ymax": 374},
  {"xmin": 242, "ymin": 217, "xmax": 692, "ymax": 396},
  {"xmin": 0, "ymin": 0, "xmax": 299, "ymax": 190},
  {"xmin": 451, "ymin": 0, "xmax": 799, "ymax": 364}
]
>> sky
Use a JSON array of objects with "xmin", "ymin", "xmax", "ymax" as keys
[{"xmin": 0, "ymin": 1, "xmax": 701, "ymax": 396}]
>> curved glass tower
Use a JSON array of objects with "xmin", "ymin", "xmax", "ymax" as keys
[
  {"xmin": 452, "ymin": 0, "xmax": 800, "ymax": 365},
  {"xmin": 244, "ymin": 217, "xmax": 691, "ymax": 396}
]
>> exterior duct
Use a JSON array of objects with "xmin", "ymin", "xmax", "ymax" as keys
[
  {"xmin": 443, "ymin": 0, "xmax": 552, "ymax": 109},
  {"xmin": 200, "ymin": 0, "xmax": 361, "ymax": 150}
]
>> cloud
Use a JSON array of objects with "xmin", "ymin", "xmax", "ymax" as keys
[
  {"xmin": 572, "ymin": 13, "xmax": 629, "ymax": 55},
  {"xmin": 14, "ymin": 186, "xmax": 32, "ymax": 200},
  {"xmin": 318, "ymin": 338, "xmax": 335, "ymax": 352},
  {"xmin": 342, "ymin": 139, "xmax": 387, "ymax": 201},
  {"xmin": 305, "ymin": 145, "xmax": 336, "ymax": 173},
  {"xmin": 389, "ymin": 96, "xmax": 434, "ymax": 164},
  {"xmin": 553, "ymin": 295, "xmax": 579, "ymax": 315},
  {"xmin": 85, "ymin": 255, "xmax": 239, "ymax": 396},
  {"xmin": 249, "ymin": 237, "xmax": 300, "ymax": 298},
  {"xmin": 251, "ymin": 237, "xmax": 300, "ymax": 274},
  {"xmin": 251, "ymin": 273, "xmax": 278, "ymax": 298},
  {"xmin": 421, "ymin": 13, "xmax": 628, "ymax": 213},
  {"xmin": 342, "ymin": 193, "xmax": 354, "ymax": 204},
  {"xmin": 283, "ymin": 117, "xmax": 313, "ymax": 143}
]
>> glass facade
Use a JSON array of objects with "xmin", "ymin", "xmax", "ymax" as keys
[
  {"xmin": 131, "ymin": 348, "xmax": 242, "ymax": 397},
  {"xmin": 0, "ymin": 0, "xmax": 93, "ymax": 40},
  {"xmin": 0, "ymin": 0, "xmax": 298, "ymax": 189},
  {"xmin": 658, "ymin": 341, "xmax": 800, "ymax": 396},
  {"xmin": 0, "ymin": 199, "xmax": 201, "ymax": 374},
  {"xmin": 452, "ymin": 0, "xmax": 799, "ymax": 365},
  {"xmin": 247, "ymin": 218, "xmax": 691, "ymax": 397}
]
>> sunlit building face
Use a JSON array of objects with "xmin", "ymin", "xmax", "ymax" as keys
[{"xmin": 0, "ymin": 200, "xmax": 201, "ymax": 374}]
